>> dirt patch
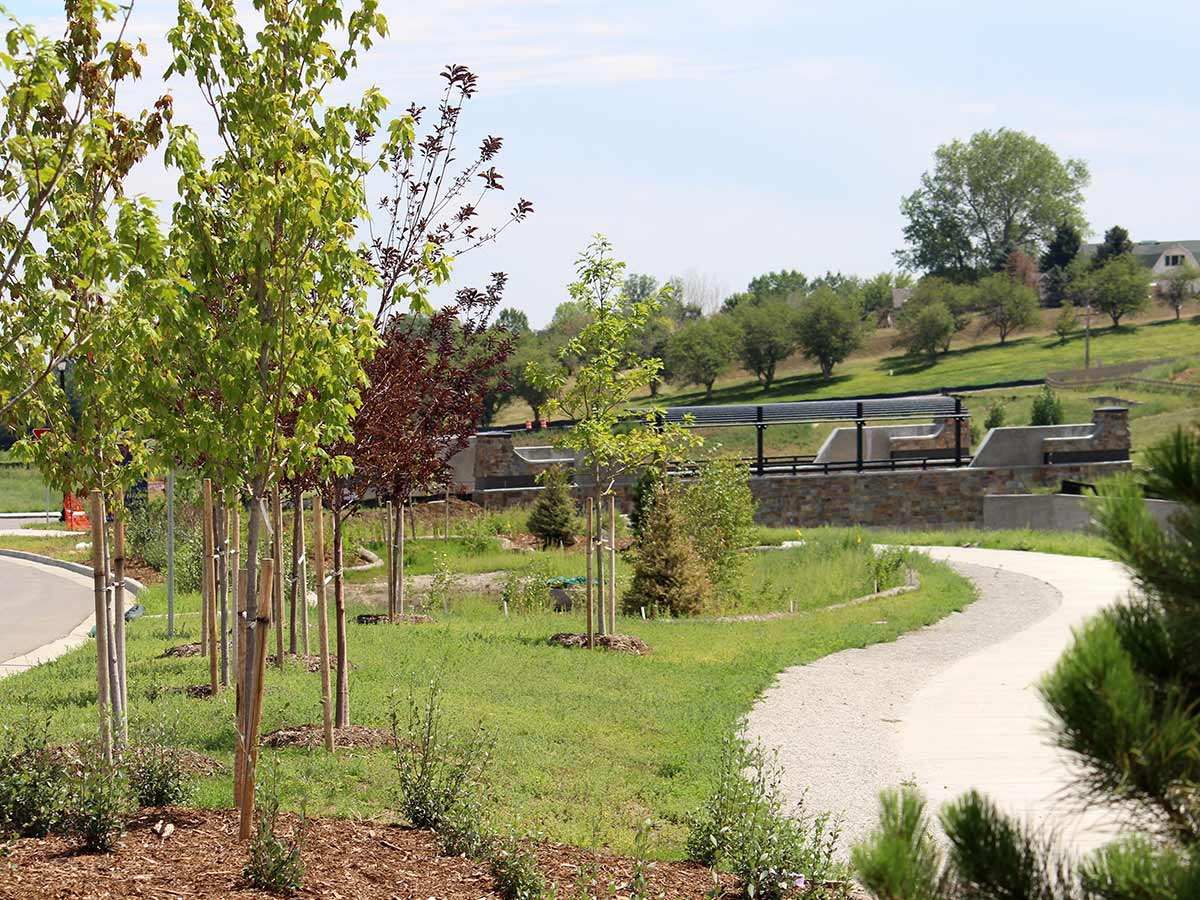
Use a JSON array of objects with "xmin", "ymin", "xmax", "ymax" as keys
[
  {"xmin": 149, "ymin": 684, "xmax": 216, "ymax": 700},
  {"xmin": 125, "ymin": 556, "xmax": 163, "ymax": 585},
  {"xmin": 261, "ymin": 724, "xmax": 397, "ymax": 750},
  {"xmin": 1, "ymin": 808, "xmax": 740, "ymax": 899},
  {"xmin": 161, "ymin": 642, "xmax": 203, "ymax": 658},
  {"xmin": 355, "ymin": 613, "xmax": 434, "ymax": 626},
  {"xmin": 548, "ymin": 633, "xmax": 651, "ymax": 656},
  {"xmin": 346, "ymin": 571, "xmax": 506, "ymax": 607},
  {"xmin": 265, "ymin": 653, "xmax": 349, "ymax": 673}
]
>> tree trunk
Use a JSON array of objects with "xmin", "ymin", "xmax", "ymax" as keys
[
  {"xmin": 385, "ymin": 500, "xmax": 394, "ymax": 621},
  {"xmin": 217, "ymin": 494, "xmax": 229, "ymax": 687},
  {"xmin": 594, "ymin": 484, "xmax": 605, "ymax": 635},
  {"xmin": 333, "ymin": 482, "xmax": 349, "ymax": 729},
  {"xmin": 704, "ymin": 381, "xmax": 714, "ymax": 400},
  {"xmin": 312, "ymin": 493, "xmax": 333, "ymax": 751},
  {"xmin": 271, "ymin": 489, "xmax": 285, "ymax": 668},
  {"xmin": 112, "ymin": 489, "xmax": 128, "ymax": 746},
  {"xmin": 202, "ymin": 480, "xmax": 218, "ymax": 695},
  {"xmin": 89, "ymin": 490, "xmax": 112, "ymax": 763},
  {"xmin": 238, "ymin": 476, "xmax": 266, "ymax": 808},
  {"xmin": 395, "ymin": 499, "xmax": 405, "ymax": 616}
]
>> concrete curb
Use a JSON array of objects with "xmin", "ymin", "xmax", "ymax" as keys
[{"xmin": 0, "ymin": 549, "xmax": 144, "ymax": 679}]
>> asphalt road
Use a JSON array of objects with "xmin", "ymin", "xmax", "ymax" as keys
[{"xmin": 0, "ymin": 555, "xmax": 93, "ymax": 662}]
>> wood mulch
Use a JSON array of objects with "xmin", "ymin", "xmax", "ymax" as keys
[
  {"xmin": 0, "ymin": 808, "xmax": 738, "ymax": 899},
  {"xmin": 148, "ymin": 683, "xmax": 217, "ymax": 700},
  {"xmin": 548, "ymin": 633, "xmax": 651, "ymax": 656},
  {"xmin": 161, "ymin": 642, "xmax": 203, "ymax": 658},
  {"xmin": 261, "ymin": 724, "xmax": 398, "ymax": 751},
  {"xmin": 265, "ymin": 653, "xmax": 348, "ymax": 673},
  {"xmin": 355, "ymin": 613, "xmax": 434, "ymax": 626}
]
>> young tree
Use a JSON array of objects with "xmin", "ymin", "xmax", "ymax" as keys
[
  {"xmin": 527, "ymin": 465, "xmax": 576, "ymax": 549},
  {"xmin": 1053, "ymin": 302, "xmax": 1079, "ymax": 342},
  {"xmin": 973, "ymin": 273, "xmax": 1039, "ymax": 344},
  {"xmin": 1029, "ymin": 385, "xmax": 1063, "ymax": 426},
  {"xmin": 860, "ymin": 271, "xmax": 914, "ymax": 321},
  {"xmin": 732, "ymin": 299, "xmax": 797, "ymax": 389},
  {"xmin": 1156, "ymin": 263, "xmax": 1200, "ymax": 320},
  {"xmin": 679, "ymin": 457, "xmax": 757, "ymax": 598},
  {"xmin": 664, "ymin": 316, "xmax": 738, "ymax": 399},
  {"xmin": 1085, "ymin": 254, "xmax": 1151, "ymax": 326},
  {"xmin": 894, "ymin": 301, "xmax": 955, "ymax": 362},
  {"xmin": 622, "ymin": 485, "xmax": 713, "ymax": 619},
  {"xmin": 898, "ymin": 129, "xmax": 1090, "ymax": 280},
  {"xmin": 0, "ymin": 1, "xmax": 171, "ymax": 420},
  {"xmin": 793, "ymin": 287, "xmax": 864, "ymax": 378},
  {"xmin": 1091, "ymin": 224, "xmax": 1134, "ymax": 268},
  {"xmin": 854, "ymin": 426, "xmax": 1200, "ymax": 898}
]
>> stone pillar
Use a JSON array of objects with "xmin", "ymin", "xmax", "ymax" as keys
[
  {"xmin": 473, "ymin": 431, "xmax": 522, "ymax": 482},
  {"xmin": 1089, "ymin": 407, "xmax": 1131, "ymax": 454}
]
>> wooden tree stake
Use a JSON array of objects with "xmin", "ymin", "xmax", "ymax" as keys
[
  {"xmin": 272, "ymin": 488, "xmax": 285, "ymax": 668},
  {"xmin": 234, "ymin": 566, "xmax": 248, "ymax": 801},
  {"xmin": 203, "ymin": 479, "xmax": 219, "ymax": 694},
  {"xmin": 312, "ymin": 494, "xmax": 334, "ymax": 751},
  {"xmin": 239, "ymin": 558, "xmax": 274, "ymax": 841},
  {"xmin": 289, "ymin": 490, "xmax": 301, "ymax": 655},
  {"xmin": 88, "ymin": 490, "xmax": 112, "ymax": 763},
  {"xmin": 113, "ymin": 487, "xmax": 128, "ymax": 745},
  {"xmin": 609, "ymin": 495, "xmax": 618, "ymax": 633},
  {"xmin": 230, "ymin": 506, "xmax": 240, "ymax": 684},
  {"xmin": 585, "ymin": 497, "xmax": 594, "ymax": 650},
  {"xmin": 297, "ymin": 497, "xmax": 309, "ymax": 656},
  {"xmin": 385, "ymin": 500, "xmax": 394, "ymax": 621},
  {"xmin": 397, "ymin": 499, "xmax": 406, "ymax": 616}
]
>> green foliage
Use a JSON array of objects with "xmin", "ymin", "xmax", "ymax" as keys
[
  {"xmin": 895, "ymin": 299, "xmax": 956, "ymax": 361},
  {"xmin": 1030, "ymin": 385, "xmax": 1063, "ymax": 426},
  {"xmin": 972, "ymin": 273, "xmax": 1039, "ymax": 344},
  {"xmin": 983, "ymin": 403, "xmax": 1006, "ymax": 430},
  {"xmin": 1040, "ymin": 222, "xmax": 1083, "ymax": 272},
  {"xmin": 867, "ymin": 548, "xmax": 907, "ymax": 593},
  {"xmin": 688, "ymin": 738, "xmax": 845, "ymax": 900},
  {"xmin": 65, "ymin": 742, "xmax": 134, "ymax": 853},
  {"xmin": 665, "ymin": 316, "xmax": 739, "ymax": 399},
  {"xmin": 623, "ymin": 486, "xmax": 713, "ymax": 618},
  {"xmin": 898, "ymin": 128, "xmax": 1089, "ymax": 280},
  {"xmin": 500, "ymin": 558, "xmax": 555, "ymax": 614},
  {"xmin": 1092, "ymin": 226, "xmax": 1133, "ymax": 268},
  {"xmin": 127, "ymin": 715, "xmax": 193, "ymax": 807},
  {"xmin": 244, "ymin": 771, "xmax": 306, "ymax": 895},
  {"xmin": 528, "ymin": 466, "xmax": 577, "ymax": 549},
  {"xmin": 392, "ymin": 681, "xmax": 495, "ymax": 830},
  {"xmin": 852, "ymin": 787, "xmax": 945, "ymax": 900},
  {"xmin": 1078, "ymin": 254, "xmax": 1152, "ymax": 327},
  {"xmin": 1054, "ymin": 302, "xmax": 1079, "ymax": 342},
  {"xmin": 679, "ymin": 457, "xmax": 758, "ymax": 597},
  {"xmin": 490, "ymin": 832, "xmax": 551, "ymax": 900},
  {"xmin": 1156, "ymin": 263, "xmax": 1200, "ymax": 320},
  {"xmin": 127, "ymin": 493, "xmax": 203, "ymax": 592},
  {"xmin": 794, "ymin": 287, "xmax": 865, "ymax": 378},
  {"xmin": 731, "ymin": 299, "xmax": 797, "ymax": 389},
  {"xmin": 0, "ymin": 721, "xmax": 70, "ymax": 837},
  {"xmin": 630, "ymin": 464, "xmax": 665, "ymax": 540}
]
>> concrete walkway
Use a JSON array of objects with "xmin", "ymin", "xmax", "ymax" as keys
[
  {"xmin": 745, "ymin": 547, "xmax": 1132, "ymax": 857},
  {"xmin": 0, "ymin": 554, "xmax": 95, "ymax": 676}
]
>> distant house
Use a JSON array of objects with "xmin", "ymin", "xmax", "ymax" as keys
[{"xmin": 1079, "ymin": 240, "xmax": 1200, "ymax": 274}]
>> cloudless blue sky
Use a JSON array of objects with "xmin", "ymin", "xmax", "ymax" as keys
[{"xmin": 12, "ymin": 0, "xmax": 1199, "ymax": 324}]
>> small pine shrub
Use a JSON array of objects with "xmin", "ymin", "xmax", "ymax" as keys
[
  {"xmin": 622, "ymin": 486, "xmax": 714, "ymax": 618},
  {"xmin": 983, "ymin": 403, "xmax": 1006, "ymax": 430},
  {"xmin": 1030, "ymin": 385, "xmax": 1064, "ymax": 426},
  {"xmin": 527, "ymin": 465, "xmax": 577, "ymax": 549},
  {"xmin": 0, "ymin": 722, "xmax": 71, "ymax": 837},
  {"xmin": 490, "ymin": 832, "xmax": 550, "ymax": 900},
  {"xmin": 687, "ymin": 738, "xmax": 845, "ymax": 900},
  {"xmin": 243, "ymin": 787, "xmax": 306, "ymax": 894},
  {"xmin": 65, "ymin": 742, "xmax": 135, "ymax": 852},
  {"xmin": 392, "ymin": 680, "xmax": 495, "ymax": 830}
]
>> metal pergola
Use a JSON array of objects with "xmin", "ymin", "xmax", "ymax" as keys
[{"xmin": 658, "ymin": 394, "xmax": 970, "ymax": 475}]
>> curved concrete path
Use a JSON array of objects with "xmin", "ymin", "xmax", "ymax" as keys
[
  {"xmin": 745, "ymin": 547, "xmax": 1132, "ymax": 857},
  {"xmin": 0, "ymin": 554, "xmax": 95, "ymax": 676}
]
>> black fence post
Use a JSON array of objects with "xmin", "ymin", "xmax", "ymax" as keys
[
  {"xmin": 855, "ymin": 401, "xmax": 864, "ymax": 472},
  {"xmin": 954, "ymin": 397, "xmax": 963, "ymax": 467},
  {"xmin": 755, "ymin": 406, "xmax": 765, "ymax": 477}
]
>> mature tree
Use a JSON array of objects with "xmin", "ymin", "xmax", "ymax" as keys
[
  {"xmin": 808, "ymin": 271, "xmax": 863, "ymax": 301},
  {"xmin": 898, "ymin": 129, "xmax": 1090, "ymax": 280},
  {"xmin": 861, "ymin": 272, "xmax": 914, "ymax": 320},
  {"xmin": 507, "ymin": 334, "xmax": 560, "ymax": 422},
  {"xmin": 894, "ymin": 300, "xmax": 956, "ymax": 362},
  {"xmin": 1003, "ymin": 247, "xmax": 1040, "ymax": 291},
  {"xmin": 794, "ymin": 287, "xmax": 864, "ymax": 377},
  {"xmin": 973, "ymin": 273, "xmax": 1039, "ymax": 344},
  {"xmin": 1084, "ymin": 254, "xmax": 1152, "ymax": 326},
  {"xmin": 496, "ymin": 307, "xmax": 530, "ymax": 336},
  {"xmin": 1092, "ymin": 224, "xmax": 1134, "ymax": 268},
  {"xmin": 854, "ymin": 426, "xmax": 1200, "ymax": 899},
  {"xmin": 665, "ymin": 316, "xmax": 738, "ymax": 399},
  {"xmin": 0, "ymin": 1, "xmax": 170, "ymax": 421},
  {"xmin": 623, "ymin": 272, "xmax": 659, "ymax": 303},
  {"xmin": 723, "ymin": 269, "xmax": 807, "ymax": 311},
  {"xmin": 527, "ymin": 465, "xmax": 575, "ymax": 549},
  {"xmin": 1156, "ymin": 263, "xmax": 1200, "ymax": 320},
  {"xmin": 1040, "ymin": 221, "xmax": 1083, "ymax": 271},
  {"xmin": 629, "ymin": 313, "xmax": 674, "ymax": 397},
  {"xmin": 731, "ymin": 299, "xmax": 797, "ymax": 389}
]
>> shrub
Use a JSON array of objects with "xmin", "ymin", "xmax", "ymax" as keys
[
  {"xmin": 622, "ymin": 486, "xmax": 713, "ymax": 618},
  {"xmin": 127, "ymin": 494, "xmax": 204, "ymax": 591},
  {"xmin": 392, "ymin": 680, "xmax": 495, "ymax": 830},
  {"xmin": 629, "ymin": 464, "xmax": 665, "ymax": 540},
  {"xmin": 490, "ymin": 831, "xmax": 550, "ymax": 900},
  {"xmin": 1053, "ymin": 302, "xmax": 1079, "ymax": 342},
  {"xmin": 500, "ymin": 558, "xmax": 554, "ymax": 614},
  {"xmin": 687, "ymin": 738, "xmax": 845, "ymax": 900},
  {"xmin": 438, "ymin": 795, "xmax": 496, "ymax": 859},
  {"xmin": 982, "ymin": 403, "xmax": 1006, "ymax": 430},
  {"xmin": 867, "ymin": 548, "xmax": 907, "ymax": 593},
  {"xmin": 243, "ymin": 780, "xmax": 306, "ymax": 894},
  {"xmin": 527, "ymin": 465, "xmax": 576, "ymax": 549},
  {"xmin": 0, "ymin": 721, "xmax": 71, "ymax": 837},
  {"xmin": 679, "ymin": 457, "xmax": 758, "ymax": 597},
  {"xmin": 127, "ymin": 716, "xmax": 193, "ymax": 807},
  {"xmin": 1030, "ymin": 385, "xmax": 1063, "ymax": 426},
  {"xmin": 65, "ymin": 742, "xmax": 135, "ymax": 852},
  {"xmin": 424, "ymin": 550, "xmax": 456, "ymax": 614}
]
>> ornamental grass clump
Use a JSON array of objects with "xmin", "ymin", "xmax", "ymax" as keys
[
  {"xmin": 622, "ymin": 485, "xmax": 713, "ymax": 618},
  {"xmin": 854, "ymin": 425, "xmax": 1200, "ymax": 898}
]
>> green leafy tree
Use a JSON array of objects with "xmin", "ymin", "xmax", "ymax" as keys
[
  {"xmin": 1084, "ymin": 255, "xmax": 1151, "ymax": 326},
  {"xmin": 679, "ymin": 457, "xmax": 757, "ymax": 597},
  {"xmin": 631, "ymin": 314, "xmax": 674, "ymax": 398},
  {"xmin": 973, "ymin": 273, "xmax": 1039, "ymax": 344},
  {"xmin": 526, "ymin": 465, "xmax": 576, "ymax": 549},
  {"xmin": 793, "ymin": 287, "xmax": 864, "ymax": 377},
  {"xmin": 898, "ymin": 129, "xmax": 1090, "ymax": 280},
  {"xmin": 1092, "ymin": 225, "xmax": 1133, "ymax": 268},
  {"xmin": 732, "ymin": 299, "xmax": 797, "ymax": 389},
  {"xmin": 854, "ymin": 426, "xmax": 1200, "ymax": 899},
  {"xmin": 893, "ymin": 278, "xmax": 968, "ymax": 361},
  {"xmin": 623, "ymin": 272, "xmax": 659, "ymax": 302},
  {"xmin": 0, "ymin": 2, "xmax": 171, "ymax": 420},
  {"xmin": 664, "ymin": 316, "xmax": 738, "ymax": 400},
  {"xmin": 1156, "ymin": 263, "xmax": 1200, "ymax": 320},
  {"xmin": 1054, "ymin": 302, "xmax": 1079, "ymax": 342},
  {"xmin": 861, "ymin": 272, "xmax": 914, "ymax": 320},
  {"xmin": 722, "ymin": 269, "xmax": 808, "ymax": 311},
  {"xmin": 496, "ymin": 307, "xmax": 530, "ymax": 336},
  {"xmin": 1029, "ymin": 385, "xmax": 1063, "ymax": 426},
  {"xmin": 622, "ymin": 485, "xmax": 713, "ymax": 618},
  {"xmin": 507, "ymin": 334, "xmax": 560, "ymax": 423}
]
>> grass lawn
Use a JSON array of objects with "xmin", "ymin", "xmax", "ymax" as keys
[
  {"xmin": 0, "ymin": 461, "xmax": 60, "ymax": 514},
  {"xmin": 754, "ymin": 525, "xmax": 1116, "ymax": 561},
  {"xmin": 0, "ymin": 544, "xmax": 975, "ymax": 858}
]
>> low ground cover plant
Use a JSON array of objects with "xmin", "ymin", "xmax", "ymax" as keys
[
  {"xmin": 0, "ymin": 721, "xmax": 72, "ymax": 837},
  {"xmin": 244, "ymin": 770, "xmax": 306, "ymax": 894},
  {"xmin": 66, "ymin": 741, "xmax": 134, "ymax": 852}
]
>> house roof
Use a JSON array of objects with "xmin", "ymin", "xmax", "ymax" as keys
[{"xmin": 1080, "ymin": 240, "xmax": 1200, "ymax": 266}]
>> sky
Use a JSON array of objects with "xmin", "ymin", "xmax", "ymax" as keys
[{"xmin": 11, "ymin": 0, "xmax": 1200, "ymax": 325}]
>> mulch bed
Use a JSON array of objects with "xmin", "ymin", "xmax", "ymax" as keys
[
  {"xmin": 0, "ymin": 808, "xmax": 738, "ymax": 899},
  {"xmin": 548, "ymin": 633, "xmax": 652, "ymax": 656},
  {"xmin": 161, "ymin": 642, "xmax": 203, "ymax": 658},
  {"xmin": 355, "ymin": 613, "xmax": 434, "ymax": 626},
  {"xmin": 149, "ymin": 684, "xmax": 216, "ymax": 700},
  {"xmin": 261, "ymin": 724, "xmax": 398, "ymax": 750},
  {"xmin": 265, "ymin": 653, "xmax": 348, "ymax": 673}
]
